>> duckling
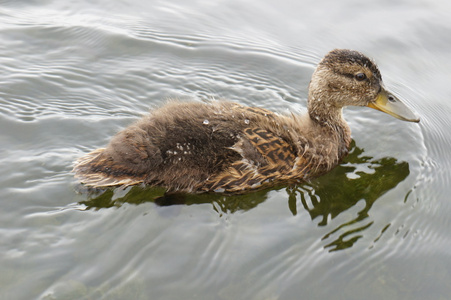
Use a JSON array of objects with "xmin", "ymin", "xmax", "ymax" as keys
[{"xmin": 73, "ymin": 49, "xmax": 419, "ymax": 193}]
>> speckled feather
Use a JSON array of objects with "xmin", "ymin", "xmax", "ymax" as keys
[{"xmin": 73, "ymin": 101, "xmax": 350, "ymax": 193}]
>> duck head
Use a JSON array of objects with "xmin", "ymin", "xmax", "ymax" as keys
[{"xmin": 308, "ymin": 49, "xmax": 420, "ymax": 124}]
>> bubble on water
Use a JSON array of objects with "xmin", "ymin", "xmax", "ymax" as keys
[{"xmin": 203, "ymin": 119, "xmax": 209, "ymax": 125}]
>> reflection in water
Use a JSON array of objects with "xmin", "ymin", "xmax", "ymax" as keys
[
  {"xmin": 79, "ymin": 141, "xmax": 409, "ymax": 251},
  {"xmin": 79, "ymin": 184, "xmax": 271, "ymax": 214},
  {"xmin": 290, "ymin": 141, "xmax": 410, "ymax": 251}
]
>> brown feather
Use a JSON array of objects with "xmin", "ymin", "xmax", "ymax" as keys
[{"xmin": 73, "ymin": 100, "xmax": 349, "ymax": 192}]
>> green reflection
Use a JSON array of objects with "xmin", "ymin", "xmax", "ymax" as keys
[
  {"xmin": 290, "ymin": 141, "xmax": 410, "ymax": 251},
  {"xmin": 79, "ymin": 183, "xmax": 271, "ymax": 214},
  {"xmin": 79, "ymin": 141, "xmax": 410, "ymax": 251}
]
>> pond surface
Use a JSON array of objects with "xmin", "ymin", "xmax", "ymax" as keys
[{"xmin": 1, "ymin": 0, "xmax": 451, "ymax": 299}]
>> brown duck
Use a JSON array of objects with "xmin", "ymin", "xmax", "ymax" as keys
[{"xmin": 73, "ymin": 49, "xmax": 419, "ymax": 193}]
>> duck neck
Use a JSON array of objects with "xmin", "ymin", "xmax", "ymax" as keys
[
  {"xmin": 308, "ymin": 104, "xmax": 343, "ymax": 127},
  {"xmin": 308, "ymin": 93, "xmax": 346, "ymax": 128},
  {"xmin": 307, "ymin": 95, "xmax": 352, "ymax": 160}
]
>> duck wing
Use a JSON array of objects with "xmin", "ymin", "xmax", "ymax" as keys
[
  {"xmin": 200, "ymin": 126, "xmax": 309, "ymax": 192},
  {"xmin": 73, "ymin": 101, "xmax": 308, "ymax": 192},
  {"xmin": 73, "ymin": 102, "xmax": 242, "ymax": 189}
]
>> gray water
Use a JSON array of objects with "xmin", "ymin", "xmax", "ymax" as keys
[{"xmin": 1, "ymin": 1, "xmax": 451, "ymax": 299}]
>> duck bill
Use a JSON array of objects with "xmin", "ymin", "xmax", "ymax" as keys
[{"xmin": 367, "ymin": 88, "xmax": 420, "ymax": 123}]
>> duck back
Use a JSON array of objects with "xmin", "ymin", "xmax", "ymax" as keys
[{"xmin": 73, "ymin": 101, "xmax": 349, "ymax": 193}]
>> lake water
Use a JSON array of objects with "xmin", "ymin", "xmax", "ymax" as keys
[{"xmin": 1, "ymin": 0, "xmax": 451, "ymax": 299}]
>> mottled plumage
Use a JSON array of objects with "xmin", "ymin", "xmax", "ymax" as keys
[{"xmin": 73, "ymin": 49, "xmax": 419, "ymax": 193}]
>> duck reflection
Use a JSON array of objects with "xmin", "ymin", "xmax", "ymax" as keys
[
  {"xmin": 79, "ymin": 184, "xmax": 271, "ymax": 214},
  {"xmin": 79, "ymin": 141, "xmax": 409, "ymax": 251},
  {"xmin": 288, "ymin": 141, "xmax": 410, "ymax": 251}
]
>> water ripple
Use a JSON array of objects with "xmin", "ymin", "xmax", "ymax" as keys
[{"xmin": 1, "ymin": 2, "xmax": 451, "ymax": 299}]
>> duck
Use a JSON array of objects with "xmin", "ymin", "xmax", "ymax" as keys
[{"xmin": 73, "ymin": 49, "xmax": 419, "ymax": 193}]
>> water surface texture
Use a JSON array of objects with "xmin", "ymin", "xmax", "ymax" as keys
[{"xmin": 1, "ymin": 1, "xmax": 451, "ymax": 299}]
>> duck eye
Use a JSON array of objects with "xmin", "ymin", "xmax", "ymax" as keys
[{"xmin": 355, "ymin": 73, "xmax": 367, "ymax": 81}]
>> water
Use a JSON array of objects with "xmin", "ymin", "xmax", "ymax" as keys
[{"xmin": 1, "ymin": 0, "xmax": 451, "ymax": 299}]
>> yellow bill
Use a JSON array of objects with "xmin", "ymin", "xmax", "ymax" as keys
[{"xmin": 367, "ymin": 87, "xmax": 420, "ymax": 123}]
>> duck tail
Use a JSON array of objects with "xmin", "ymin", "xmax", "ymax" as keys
[{"xmin": 72, "ymin": 148, "xmax": 145, "ymax": 188}]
